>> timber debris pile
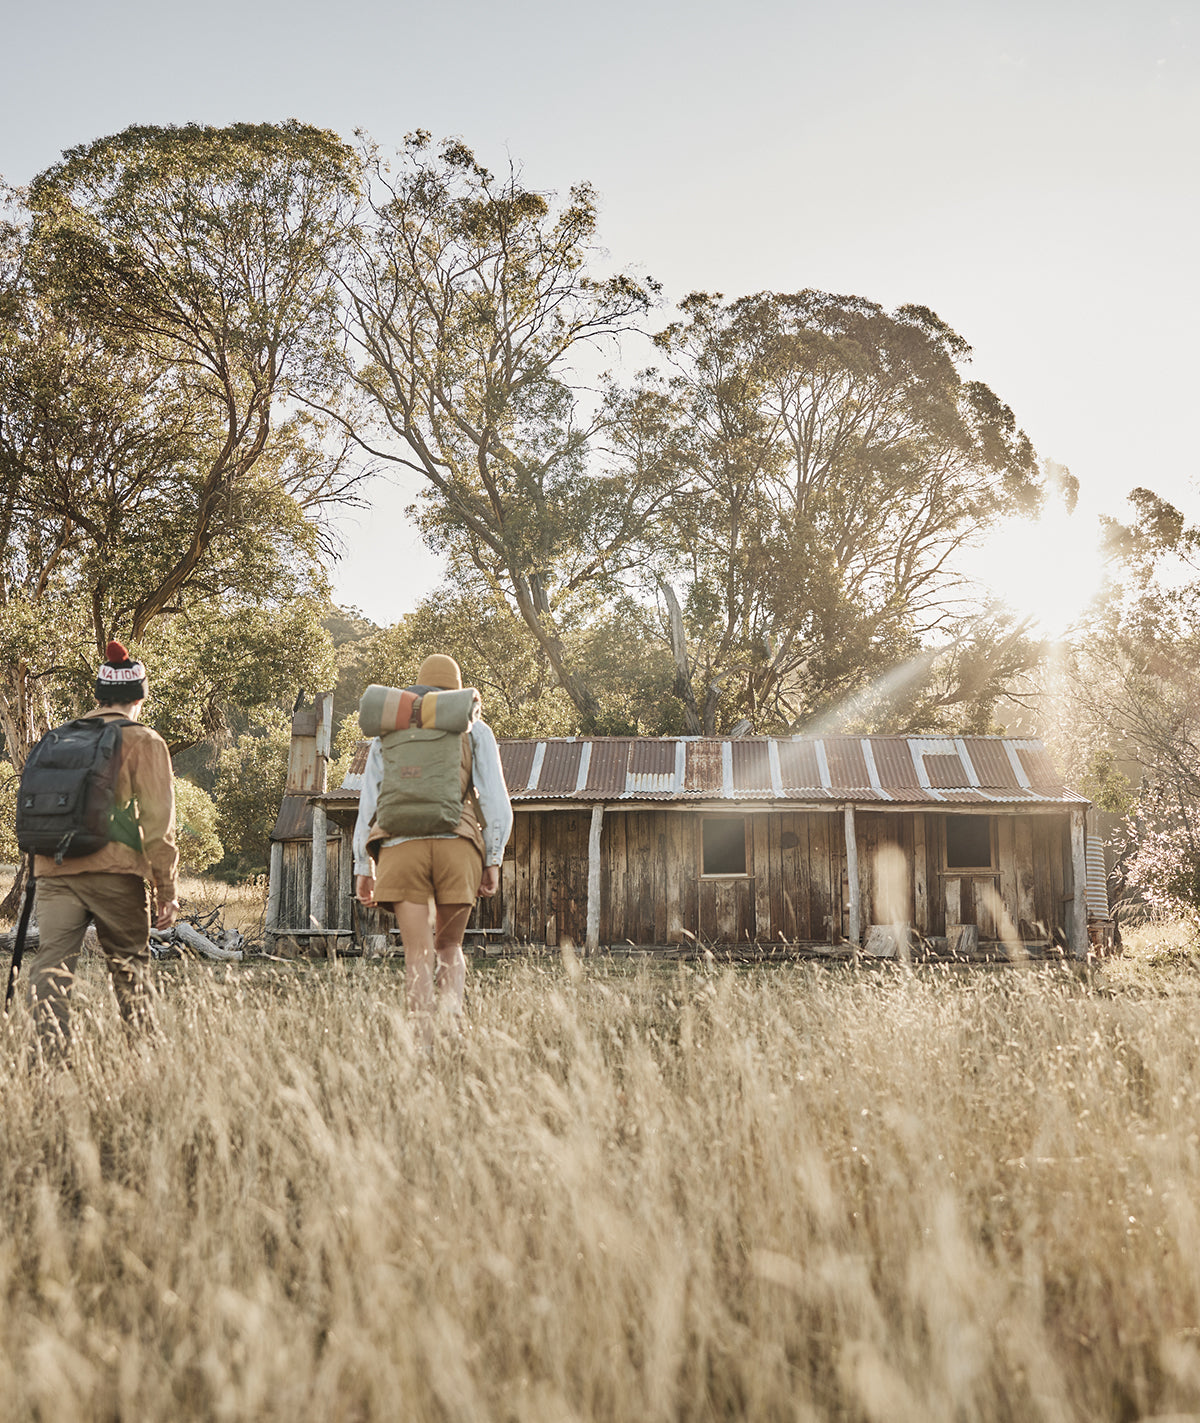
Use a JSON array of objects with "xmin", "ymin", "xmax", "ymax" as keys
[{"xmin": 150, "ymin": 907, "xmax": 250, "ymax": 961}]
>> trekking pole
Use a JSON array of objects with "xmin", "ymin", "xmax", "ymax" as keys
[{"xmin": 4, "ymin": 853, "xmax": 37, "ymax": 1011}]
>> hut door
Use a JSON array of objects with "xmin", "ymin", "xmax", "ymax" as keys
[
  {"xmin": 698, "ymin": 816, "xmax": 755, "ymax": 943},
  {"xmin": 698, "ymin": 880, "xmax": 755, "ymax": 942}
]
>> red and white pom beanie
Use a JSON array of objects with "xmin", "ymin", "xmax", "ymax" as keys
[{"xmin": 96, "ymin": 640, "xmax": 148, "ymax": 701}]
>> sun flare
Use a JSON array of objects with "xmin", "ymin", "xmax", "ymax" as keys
[{"xmin": 973, "ymin": 508, "xmax": 1105, "ymax": 637}]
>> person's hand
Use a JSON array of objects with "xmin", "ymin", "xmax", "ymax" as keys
[
  {"xmin": 156, "ymin": 899, "xmax": 180, "ymax": 930},
  {"xmin": 478, "ymin": 864, "xmax": 499, "ymax": 898},
  {"xmin": 356, "ymin": 875, "xmax": 377, "ymax": 906}
]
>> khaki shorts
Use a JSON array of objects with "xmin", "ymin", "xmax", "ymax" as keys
[{"xmin": 374, "ymin": 837, "xmax": 483, "ymax": 907}]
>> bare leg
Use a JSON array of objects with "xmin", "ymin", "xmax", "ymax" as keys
[
  {"xmin": 434, "ymin": 903, "xmax": 472, "ymax": 1024},
  {"xmin": 393, "ymin": 900, "xmax": 437, "ymax": 1047}
]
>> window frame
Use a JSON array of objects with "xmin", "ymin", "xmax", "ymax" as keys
[
  {"xmin": 699, "ymin": 814, "xmax": 752, "ymax": 879},
  {"xmin": 943, "ymin": 814, "xmax": 996, "ymax": 873}
]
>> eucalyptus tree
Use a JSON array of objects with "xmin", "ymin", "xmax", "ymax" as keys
[
  {"xmin": 336, "ymin": 133, "xmax": 679, "ymax": 730},
  {"xmin": 0, "ymin": 122, "xmax": 364, "ymax": 777},
  {"xmin": 650, "ymin": 291, "xmax": 1044, "ymax": 733},
  {"xmin": 1056, "ymin": 488, "xmax": 1200, "ymax": 911}
]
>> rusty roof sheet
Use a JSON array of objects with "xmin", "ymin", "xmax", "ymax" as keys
[
  {"xmin": 332, "ymin": 733, "xmax": 1086, "ymax": 808},
  {"xmin": 498, "ymin": 741, "xmax": 537, "ymax": 794},
  {"xmin": 500, "ymin": 735, "xmax": 1086, "ymax": 806},
  {"xmin": 271, "ymin": 794, "xmax": 314, "ymax": 842}
]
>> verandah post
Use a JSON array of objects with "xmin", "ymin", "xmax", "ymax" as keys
[
  {"xmin": 585, "ymin": 803, "xmax": 605, "ymax": 954},
  {"xmin": 844, "ymin": 803, "xmax": 861, "ymax": 947}
]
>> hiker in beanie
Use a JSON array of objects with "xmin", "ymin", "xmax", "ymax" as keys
[
  {"xmin": 353, "ymin": 654, "xmax": 512, "ymax": 1043},
  {"xmin": 25, "ymin": 641, "xmax": 179, "ymax": 1049}
]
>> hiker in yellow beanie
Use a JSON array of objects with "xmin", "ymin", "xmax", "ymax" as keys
[{"xmin": 353, "ymin": 653, "xmax": 512, "ymax": 1044}]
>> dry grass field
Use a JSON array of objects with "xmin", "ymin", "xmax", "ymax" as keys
[{"xmin": 1, "ymin": 902, "xmax": 1200, "ymax": 1421}]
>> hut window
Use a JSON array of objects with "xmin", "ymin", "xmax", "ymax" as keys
[
  {"xmin": 702, "ymin": 817, "xmax": 747, "ymax": 876},
  {"xmin": 945, "ymin": 815, "xmax": 994, "ymax": 870}
]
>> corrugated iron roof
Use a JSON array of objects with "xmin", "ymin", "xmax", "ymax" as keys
[
  {"xmin": 494, "ymin": 735, "xmax": 1087, "ymax": 806},
  {"xmin": 332, "ymin": 734, "xmax": 1087, "ymax": 809},
  {"xmin": 271, "ymin": 794, "xmax": 314, "ymax": 842}
]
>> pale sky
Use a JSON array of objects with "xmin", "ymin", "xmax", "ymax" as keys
[{"xmin": 3, "ymin": 0, "xmax": 1196, "ymax": 626}]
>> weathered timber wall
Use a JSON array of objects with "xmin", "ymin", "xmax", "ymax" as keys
[
  {"xmin": 485, "ymin": 806, "xmax": 1076, "ymax": 949},
  {"xmin": 491, "ymin": 808, "xmax": 843, "ymax": 948},
  {"xmin": 276, "ymin": 835, "xmax": 348, "ymax": 935}
]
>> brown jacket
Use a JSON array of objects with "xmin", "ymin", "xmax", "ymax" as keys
[{"xmin": 34, "ymin": 708, "xmax": 179, "ymax": 902}]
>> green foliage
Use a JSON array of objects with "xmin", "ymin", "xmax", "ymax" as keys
[
  {"xmin": 211, "ymin": 713, "xmax": 291, "ymax": 874},
  {"xmin": 648, "ymin": 291, "xmax": 1044, "ymax": 733},
  {"xmin": 138, "ymin": 599, "xmax": 336, "ymax": 755},
  {"xmin": 0, "ymin": 121, "xmax": 369, "ymax": 780},
  {"xmin": 1080, "ymin": 748, "xmax": 1135, "ymax": 817},
  {"xmin": 173, "ymin": 778, "xmax": 223, "ymax": 873},
  {"xmin": 0, "ymin": 774, "xmax": 17, "ymax": 864},
  {"xmin": 1042, "ymin": 488, "xmax": 1200, "ymax": 912},
  {"xmin": 338, "ymin": 578, "xmax": 579, "ymax": 739},
  {"xmin": 1121, "ymin": 782, "xmax": 1200, "ymax": 917},
  {"xmin": 339, "ymin": 134, "xmax": 665, "ymax": 730}
]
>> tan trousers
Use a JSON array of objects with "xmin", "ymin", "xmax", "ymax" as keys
[{"xmin": 28, "ymin": 873, "xmax": 154, "ymax": 1047}]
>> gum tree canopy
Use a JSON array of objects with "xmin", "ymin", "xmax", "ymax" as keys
[
  {"xmin": 0, "ymin": 122, "xmax": 362, "ymax": 773},
  {"xmin": 336, "ymin": 133, "xmax": 675, "ymax": 732},
  {"xmin": 644, "ymin": 291, "xmax": 1045, "ymax": 733},
  {"xmin": 335, "ymin": 134, "xmax": 1045, "ymax": 735}
]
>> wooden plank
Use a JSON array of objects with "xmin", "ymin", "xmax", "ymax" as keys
[
  {"xmin": 567, "ymin": 811, "xmax": 589, "ymax": 948},
  {"xmin": 738, "ymin": 879, "xmax": 755, "ymax": 942},
  {"xmin": 1039, "ymin": 817, "xmax": 1062, "ymax": 936},
  {"xmin": 857, "ymin": 812, "xmax": 875, "ymax": 929},
  {"xmin": 586, "ymin": 805, "xmax": 604, "ymax": 953},
  {"xmin": 653, "ymin": 813, "xmax": 669, "ymax": 945},
  {"xmin": 698, "ymin": 880, "xmax": 714, "ymax": 942},
  {"xmin": 1070, "ymin": 808, "xmax": 1088, "ymax": 959},
  {"xmin": 632, "ymin": 812, "xmax": 652, "ymax": 944},
  {"xmin": 609, "ymin": 812, "xmax": 627, "ymax": 944},
  {"xmin": 997, "ymin": 817, "xmax": 1017, "ymax": 928},
  {"xmin": 682, "ymin": 817, "xmax": 700, "ymax": 940},
  {"xmin": 900, "ymin": 814, "xmax": 916, "ymax": 925},
  {"xmin": 665, "ymin": 811, "xmax": 685, "ymax": 943},
  {"xmin": 791, "ymin": 813, "xmax": 814, "ymax": 944},
  {"xmin": 501, "ymin": 848, "xmax": 515, "ymax": 938},
  {"xmin": 782, "ymin": 812, "xmax": 801, "ymax": 940},
  {"xmin": 334, "ymin": 835, "xmax": 350, "ymax": 931},
  {"xmin": 310, "ymin": 804, "xmax": 327, "ymax": 930},
  {"xmin": 529, "ymin": 813, "xmax": 544, "ymax": 942},
  {"xmin": 267, "ymin": 841, "xmax": 283, "ymax": 932},
  {"xmin": 715, "ymin": 880, "xmax": 737, "ymax": 941},
  {"xmin": 753, "ymin": 815, "xmax": 770, "ymax": 942},
  {"xmin": 1014, "ymin": 815, "xmax": 1036, "ymax": 937},
  {"xmin": 767, "ymin": 814, "xmax": 783, "ymax": 941},
  {"xmin": 945, "ymin": 876, "xmax": 962, "ymax": 930},
  {"xmin": 929, "ymin": 816, "xmax": 946, "ymax": 936},
  {"xmin": 513, "ymin": 812, "xmax": 530, "ymax": 942},
  {"xmin": 972, "ymin": 876, "xmax": 997, "ymax": 938},
  {"xmin": 913, "ymin": 813, "xmax": 929, "ymax": 935},
  {"xmin": 844, "ymin": 806, "xmax": 861, "ymax": 946},
  {"xmin": 809, "ymin": 813, "xmax": 832, "ymax": 943}
]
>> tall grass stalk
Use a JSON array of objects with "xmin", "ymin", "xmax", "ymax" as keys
[{"xmin": 2, "ymin": 951, "xmax": 1199, "ymax": 1421}]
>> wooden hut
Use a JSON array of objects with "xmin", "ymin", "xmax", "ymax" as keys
[
  {"xmin": 270, "ymin": 712, "xmax": 1100, "ymax": 959},
  {"xmin": 265, "ymin": 693, "xmax": 357, "ymax": 955}
]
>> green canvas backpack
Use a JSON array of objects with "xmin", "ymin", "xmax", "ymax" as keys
[{"xmin": 359, "ymin": 684, "xmax": 481, "ymax": 838}]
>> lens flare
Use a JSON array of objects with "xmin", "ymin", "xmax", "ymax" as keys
[{"xmin": 973, "ymin": 508, "xmax": 1105, "ymax": 637}]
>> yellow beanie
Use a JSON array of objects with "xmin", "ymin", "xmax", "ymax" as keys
[{"xmin": 415, "ymin": 654, "xmax": 462, "ymax": 690}]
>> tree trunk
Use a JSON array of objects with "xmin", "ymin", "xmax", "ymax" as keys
[
  {"xmin": 0, "ymin": 858, "xmax": 29, "ymax": 925},
  {"xmin": 511, "ymin": 573, "xmax": 605, "ymax": 732},
  {"xmin": 658, "ymin": 580, "xmax": 703, "ymax": 735}
]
